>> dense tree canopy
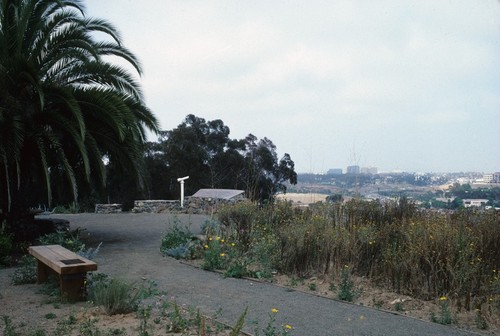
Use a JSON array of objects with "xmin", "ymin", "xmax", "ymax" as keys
[
  {"xmin": 0, "ymin": 0, "xmax": 158, "ymax": 213},
  {"xmin": 144, "ymin": 114, "xmax": 297, "ymax": 203}
]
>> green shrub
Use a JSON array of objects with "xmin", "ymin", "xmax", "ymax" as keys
[
  {"xmin": 225, "ymin": 260, "xmax": 248, "ymax": 278},
  {"xmin": 36, "ymin": 229, "xmax": 101, "ymax": 260},
  {"xmin": 202, "ymin": 237, "xmax": 226, "ymax": 271},
  {"xmin": 254, "ymin": 308, "xmax": 294, "ymax": 336},
  {"xmin": 160, "ymin": 224, "xmax": 193, "ymax": 259},
  {"xmin": 37, "ymin": 229, "xmax": 85, "ymax": 252},
  {"xmin": 44, "ymin": 312, "xmax": 56, "ymax": 319},
  {"xmin": 337, "ymin": 266, "xmax": 355, "ymax": 302},
  {"xmin": 430, "ymin": 297, "xmax": 455, "ymax": 325},
  {"xmin": 88, "ymin": 277, "xmax": 141, "ymax": 315},
  {"xmin": 168, "ymin": 302, "xmax": 188, "ymax": 333}
]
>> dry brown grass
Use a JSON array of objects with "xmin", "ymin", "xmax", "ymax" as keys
[{"xmin": 276, "ymin": 193, "xmax": 327, "ymax": 204}]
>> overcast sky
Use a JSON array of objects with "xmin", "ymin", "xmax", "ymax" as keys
[{"xmin": 86, "ymin": 1, "xmax": 500, "ymax": 174}]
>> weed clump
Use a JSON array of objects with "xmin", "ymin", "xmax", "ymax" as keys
[
  {"xmin": 88, "ymin": 276, "xmax": 141, "ymax": 315},
  {"xmin": 160, "ymin": 223, "xmax": 195, "ymax": 259},
  {"xmin": 337, "ymin": 266, "xmax": 356, "ymax": 302}
]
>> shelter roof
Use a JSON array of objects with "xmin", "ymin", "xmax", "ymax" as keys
[{"xmin": 191, "ymin": 189, "xmax": 244, "ymax": 200}]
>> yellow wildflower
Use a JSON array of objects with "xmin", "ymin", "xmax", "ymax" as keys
[
  {"xmin": 220, "ymin": 253, "xmax": 225, "ymax": 257},
  {"xmin": 271, "ymin": 308, "xmax": 279, "ymax": 313},
  {"xmin": 204, "ymin": 244, "xmax": 209, "ymax": 249},
  {"xmin": 439, "ymin": 296, "xmax": 447, "ymax": 301},
  {"xmin": 221, "ymin": 239, "xmax": 225, "ymax": 243},
  {"xmin": 216, "ymin": 236, "xmax": 221, "ymax": 241},
  {"xmin": 231, "ymin": 243, "xmax": 236, "ymax": 247},
  {"xmin": 285, "ymin": 324, "xmax": 293, "ymax": 329}
]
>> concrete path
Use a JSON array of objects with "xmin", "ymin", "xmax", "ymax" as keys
[{"xmin": 46, "ymin": 213, "xmax": 478, "ymax": 336}]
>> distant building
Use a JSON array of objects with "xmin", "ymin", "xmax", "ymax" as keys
[
  {"xmin": 483, "ymin": 172, "xmax": 500, "ymax": 184},
  {"xmin": 463, "ymin": 199, "xmax": 489, "ymax": 208},
  {"xmin": 346, "ymin": 165, "xmax": 360, "ymax": 174},
  {"xmin": 483, "ymin": 174, "xmax": 493, "ymax": 183},
  {"xmin": 360, "ymin": 166, "xmax": 378, "ymax": 174},
  {"xmin": 327, "ymin": 168, "xmax": 343, "ymax": 175},
  {"xmin": 492, "ymin": 172, "xmax": 500, "ymax": 183},
  {"xmin": 456, "ymin": 177, "xmax": 472, "ymax": 184}
]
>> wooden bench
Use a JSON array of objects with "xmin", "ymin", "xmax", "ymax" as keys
[{"xmin": 28, "ymin": 245, "xmax": 97, "ymax": 301}]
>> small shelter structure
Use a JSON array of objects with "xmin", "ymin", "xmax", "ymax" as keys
[{"xmin": 191, "ymin": 189, "xmax": 245, "ymax": 201}]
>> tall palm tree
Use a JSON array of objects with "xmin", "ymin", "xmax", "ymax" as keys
[{"xmin": 0, "ymin": 0, "xmax": 159, "ymax": 214}]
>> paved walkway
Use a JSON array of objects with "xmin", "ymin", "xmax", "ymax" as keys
[{"xmin": 47, "ymin": 213, "xmax": 478, "ymax": 336}]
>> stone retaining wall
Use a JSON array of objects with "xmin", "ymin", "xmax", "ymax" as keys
[
  {"xmin": 132, "ymin": 200, "xmax": 179, "ymax": 213},
  {"xmin": 131, "ymin": 197, "xmax": 238, "ymax": 214},
  {"xmin": 95, "ymin": 204, "xmax": 123, "ymax": 214},
  {"xmin": 95, "ymin": 197, "xmax": 242, "ymax": 214}
]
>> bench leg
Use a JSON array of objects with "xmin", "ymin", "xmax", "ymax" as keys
[
  {"xmin": 60, "ymin": 273, "xmax": 86, "ymax": 301},
  {"xmin": 36, "ymin": 260, "xmax": 51, "ymax": 284}
]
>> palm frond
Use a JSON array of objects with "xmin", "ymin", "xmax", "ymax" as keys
[{"xmin": 0, "ymin": 0, "xmax": 158, "ymax": 212}]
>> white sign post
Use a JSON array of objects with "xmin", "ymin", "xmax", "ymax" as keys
[{"xmin": 177, "ymin": 176, "xmax": 189, "ymax": 207}]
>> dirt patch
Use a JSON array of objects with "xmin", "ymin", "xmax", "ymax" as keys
[
  {"xmin": 268, "ymin": 273, "xmax": 498, "ymax": 335},
  {"xmin": 0, "ymin": 267, "xmax": 243, "ymax": 335}
]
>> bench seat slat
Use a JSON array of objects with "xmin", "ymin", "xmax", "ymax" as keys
[{"xmin": 29, "ymin": 245, "xmax": 97, "ymax": 275}]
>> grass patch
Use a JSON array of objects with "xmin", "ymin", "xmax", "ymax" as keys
[{"xmin": 88, "ymin": 277, "xmax": 142, "ymax": 315}]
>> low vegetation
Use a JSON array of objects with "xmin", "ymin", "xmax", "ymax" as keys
[
  {"xmin": 163, "ymin": 199, "xmax": 499, "ymax": 330},
  {"xmin": 2, "ymin": 226, "xmax": 293, "ymax": 335},
  {"xmin": 2, "ymin": 273, "xmax": 292, "ymax": 335}
]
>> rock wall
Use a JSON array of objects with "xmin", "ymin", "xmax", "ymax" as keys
[
  {"xmin": 132, "ymin": 197, "xmax": 240, "ymax": 214},
  {"xmin": 95, "ymin": 204, "xmax": 123, "ymax": 214},
  {"xmin": 132, "ymin": 200, "xmax": 179, "ymax": 213},
  {"xmin": 95, "ymin": 197, "xmax": 243, "ymax": 214}
]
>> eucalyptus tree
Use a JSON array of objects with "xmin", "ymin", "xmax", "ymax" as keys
[
  {"xmin": 242, "ymin": 134, "xmax": 297, "ymax": 203},
  {"xmin": 0, "ymin": 0, "xmax": 158, "ymax": 214},
  {"xmin": 146, "ymin": 114, "xmax": 297, "ymax": 203},
  {"xmin": 150, "ymin": 115, "xmax": 232, "ymax": 198}
]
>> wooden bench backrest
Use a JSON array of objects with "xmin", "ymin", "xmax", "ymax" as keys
[{"xmin": 29, "ymin": 245, "xmax": 97, "ymax": 275}]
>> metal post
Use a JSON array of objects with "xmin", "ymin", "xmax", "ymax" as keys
[
  {"xmin": 177, "ymin": 176, "xmax": 189, "ymax": 208},
  {"xmin": 180, "ymin": 180, "xmax": 185, "ymax": 207}
]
